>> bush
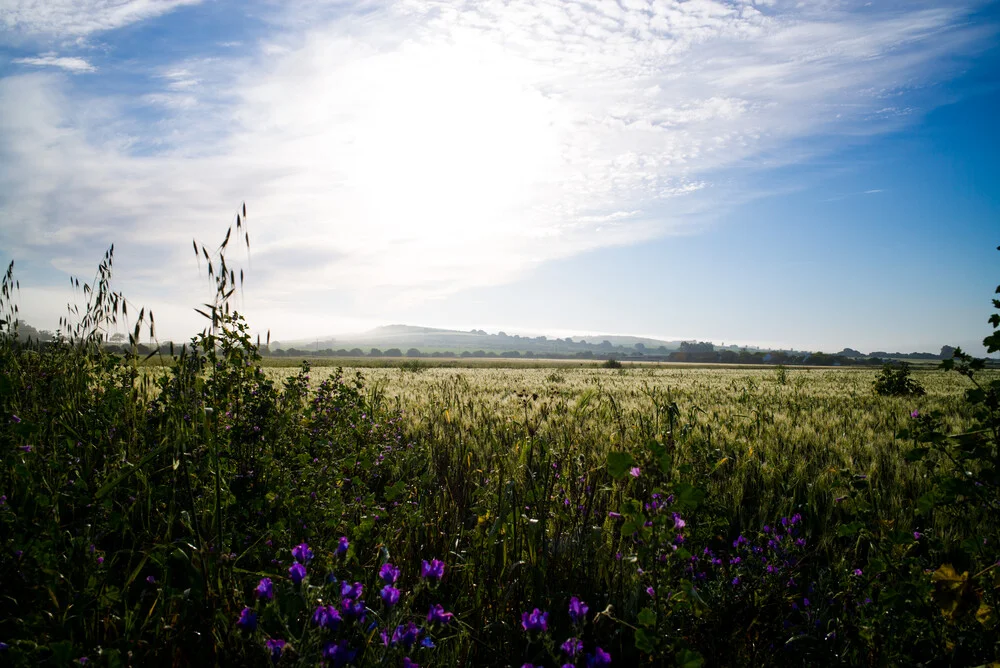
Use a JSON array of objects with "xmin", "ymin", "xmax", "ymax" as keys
[{"xmin": 873, "ymin": 362, "xmax": 925, "ymax": 396}]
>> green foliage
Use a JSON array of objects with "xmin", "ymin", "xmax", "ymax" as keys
[
  {"xmin": 603, "ymin": 357, "xmax": 622, "ymax": 369},
  {"xmin": 873, "ymin": 361, "xmax": 926, "ymax": 396}
]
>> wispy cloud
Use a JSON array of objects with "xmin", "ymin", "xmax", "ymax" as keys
[
  {"xmin": 12, "ymin": 53, "xmax": 95, "ymax": 73},
  {"xmin": 1, "ymin": 0, "xmax": 202, "ymax": 36},
  {"xmin": 0, "ymin": 0, "xmax": 995, "ymax": 336}
]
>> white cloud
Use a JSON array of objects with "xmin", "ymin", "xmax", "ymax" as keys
[
  {"xmin": 0, "ymin": 0, "xmax": 202, "ymax": 36},
  {"xmin": 0, "ymin": 0, "xmax": 995, "ymax": 337},
  {"xmin": 12, "ymin": 53, "xmax": 95, "ymax": 72}
]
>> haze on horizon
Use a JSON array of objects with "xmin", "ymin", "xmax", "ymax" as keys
[{"xmin": 1, "ymin": 0, "xmax": 998, "ymax": 356}]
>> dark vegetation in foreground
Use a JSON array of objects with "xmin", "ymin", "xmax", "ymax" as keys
[{"xmin": 0, "ymin": 220, "xmax": 998, "ymax": 667}]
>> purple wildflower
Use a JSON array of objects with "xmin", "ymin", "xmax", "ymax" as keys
[
  {"xmin": 420, "ymin": 559, "xmax": 445, "ymax": 581},
  {"xmin": 586, "ymin": 647, "xmax": 612, "ymax": 667},
  {"xmin": 336, "ymin": 536, "xmax": 349, "ymax": 556},
  {"xmin": 341, "ymin": 597, "xmax": 366, "ymax": 621},
  {"xmin": 646, "ymin": 586, "xmax": 655, "ymax": 597},
  {"xmin": 264, "ymin": 639, "xmax": 286, "ymax": 663},
  {"xmin": 568, "ymin": 596, "xmax": 589, "ymax": 624},
  {"xmin": 911, "ymin": 409, "xmax": 919, "ymax": 418},
  {"xmin": 236, "ymin": 607, "xmax": 258, "ymax": 631},
  {"xmin": 521, "ymin": 608, "xmax": 549, "ymax": 632},
  {"xmin": 672, "ymin": 513, "xmax": 685, "ymax": 529},
  {"xmin": 607, "ymin": 511, "xmax": 622, "ymax": 519},
  {"xmin": 381, "ymin": 585, "xmax": 400, "ymax": 607},
  {"xmin": 291, "ymin": 542, "xmax": 314, "ymax": 564},
  {"xmin": 312, "ymin": 605, "xmax": 341, "ymax": 630},
  {"xmin": 427, "ymin": 603, "xmax": 454, "ymax": 625},
  {"xmin": 392, "ymin": 622, "xmax": 421, "ymax": 648},
  {"xmin": 403, "ymin": 659, "xmax": 420, "ymax": 668},
  {"xmin": 288, "ymin": 562, "xmax": 307, "ymax": 584},
  {"xmin": 629, "ymin": 466, "xmax": 641, "ymax": 478},
  {"xmin": 914, "ymin": 531, "xmax": 922, "ymax": 540},
  {"xmin": 255, "ymin": 577, "xmax": 274, "ymax": 600},
  {"xmin": 379, "ymin": 562, "xmax": 401, "ymax": 585},
  {"xmin": 561, "ymin": 637, "xmax": 584, "ymax": 657},
  {"xmin": 340, "ymin": 581, "xmax": 363, "ymax": 600},
  {"xmin": 323, "ymin": 640, "xmax": 356, "ymax": 667}
]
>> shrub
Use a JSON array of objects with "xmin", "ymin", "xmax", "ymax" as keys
[{"xmin": 873, "ymin": 362, "xmax": 926, "ymax": 396}]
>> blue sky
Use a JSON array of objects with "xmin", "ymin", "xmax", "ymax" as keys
[{"xmin": 1, "ymin": 0, "xmax": 998, "ymax": 354}]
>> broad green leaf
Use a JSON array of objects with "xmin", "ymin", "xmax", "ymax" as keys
[
  {"xmin": 635, "ymin": 628, "xmax": 656, "ymax": 653},
  {"xmin": 607, "ymin": 451, "xmax": 636, "ymax": 479}
]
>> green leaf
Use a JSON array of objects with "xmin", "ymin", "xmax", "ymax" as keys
[
  {"xmin": 635, "ymin": 627, "xmax": 656, "ymax": 653},
  {"xmin": 904, "ymin": 447, "xmax": 929, "ymax": 462},
  {"xmin": 607, "ymin": 451, "xmax": 636, "ymax": 479},
  {"xmin": 917, "ymin": 491, "xmax": 938, "ymax": 515},
  {"xmin": 674, "ymin": 482, "xmax": 705, "ymax": 511},
  {"xmin": 658, "ymin": 452, "xmax": 673, "ymax": 476},
  {"xmin": 384, "ymin": 480, "xmax": 406, "ymax": 501},
  {"xmin": 675, "ymin": 648, "xmax": 705, "ymax": 668},
  {"xmin": 638, "ymin": 607, "xmax": 656, "ymax": 627},
  {"xmin": 836, "ymin": 521, "xmax": 864, "ymax": 537}
]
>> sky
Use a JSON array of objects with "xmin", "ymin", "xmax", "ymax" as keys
[{"xmin": 0, "ymin": 0, "xmax": 998, "ymax": 354}]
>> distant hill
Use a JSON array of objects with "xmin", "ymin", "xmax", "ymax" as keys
[
  {"xmin": 266, "ymin": 324, "xmax": 959, "ymax": 365},
  {"xmin": 271, "ymin": 324, "xmax": 689, "ymax": 357}
]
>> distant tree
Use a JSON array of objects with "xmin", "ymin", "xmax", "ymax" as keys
[
  {"xmin": 349, "ymin": 348, "xmax": 364, "ymax": 357},
  {"xmin": 13, "ymin": 321, "xmax": 54, "ymax": 342},
  {"xmin": 634, "ymin": 342, "xmax": 645, "ymax": 351},
  {"xmin": 369, "ymin": 348, "xmax": 383, "ymax": 357},
  {"xmin": 406, "ymin": 348, "xmax": 421, "ymax": 357},
  {"xmin": 110, "ymin": 332, "xmax": 126, "ymax": 343},
  {"xmin": 940, "ymin": 345, "xmax": 956, "ymax": 360},
  {"xmin": 383, "ymin": 348, "xmax": 402, "ymax": 357}
]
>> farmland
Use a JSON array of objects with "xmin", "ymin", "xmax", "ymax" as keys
[{"xmin": 3, "ymin": 315, "xmax": 999, "ymax": 666}]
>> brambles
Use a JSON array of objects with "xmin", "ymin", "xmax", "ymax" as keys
[
  {"xmin": 873, "ymin": 361, "xmax": 926, "ymax": 396},
  {"xmin": 603, "ymin": 357, "xmax": 622, "ymax": 369}
]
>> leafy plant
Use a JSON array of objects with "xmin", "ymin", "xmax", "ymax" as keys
[{"xmin": 873, "ymin": 361, "xmax": 926, "ymax": 396}]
